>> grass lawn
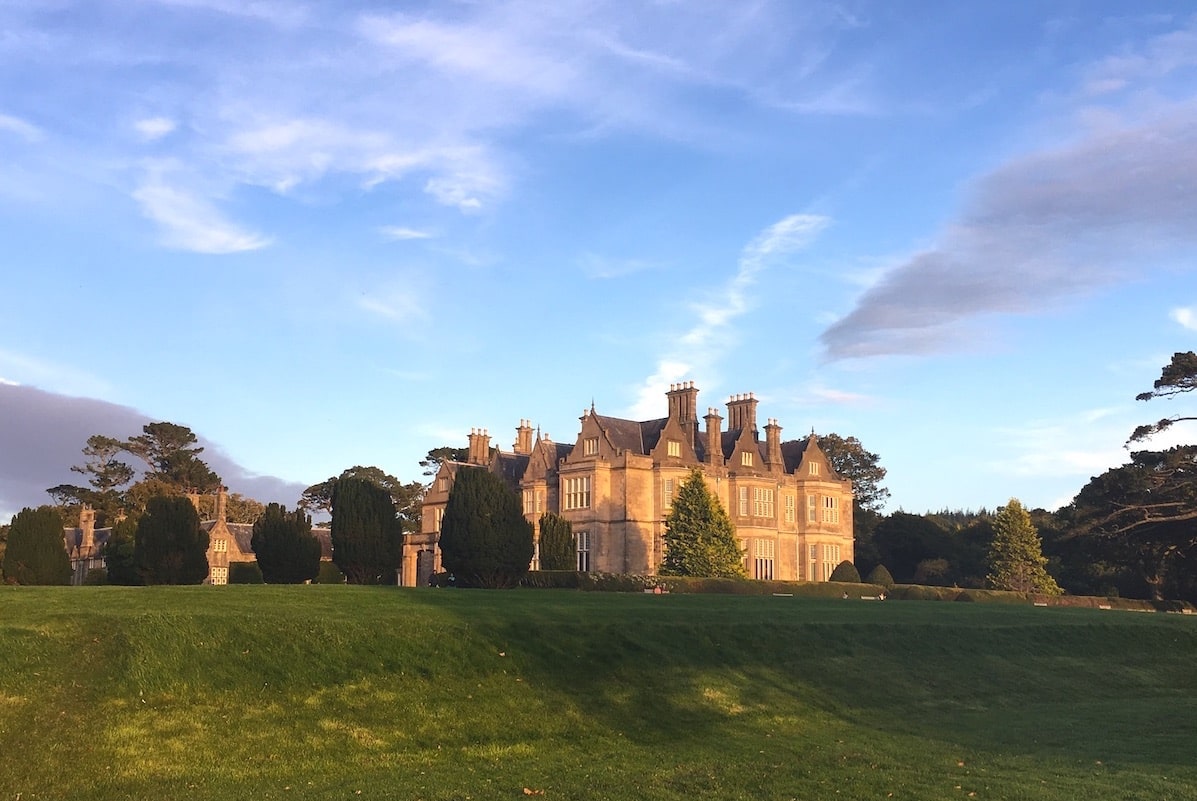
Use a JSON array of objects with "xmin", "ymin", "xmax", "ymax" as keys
[{"xmin": 1, "ymin": 586, "xmax": 1195, "ymax": 800}]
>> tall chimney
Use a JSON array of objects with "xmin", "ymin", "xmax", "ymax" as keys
[
  {"xmin": 216, "ymin": 486, "xmax": 228, "ymax": 523},
  {"xmin": 79, "ymin": 505, "xmax": 96, "ymax": 554},
  {"xmin": 726, "ymin": 393, "xmax": 759, "ymax": 437},
  {"xmin": 666, "ymin": 381, "xmax": 700, "ymax": 447},
  {"xmin": 514, "ymin": 419, "xmax": 534, "ymax": 455},
  {"xmin": 704, "ymin": 407, "xmax": 724, "ymax": 466},
  {"xmin": 468, "ymin": 428, "xmax": 492, "ymax": 465},
  {"xmin": 764, "ymin": 418, "xmax": 783, "ymax": 471}
]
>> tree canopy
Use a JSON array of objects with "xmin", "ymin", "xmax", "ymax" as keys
[
  {"xmin": 438, "ymin": 466, "xmax": 534, "ymax": 588},
  {"xmin": 1130, "ymin": 351, "xmax": 1197, "ymax": 442},
  {"xmin": 302, "ymin": 465, "xmax": 423, "ymax": 532},
  {"xmin": 134, "ymin": 495, "xmax": 209, "ymax": 585},
  {"xmin": 986, "ymin": 498, "xmax": 1061, "ymax": 595},
  {"xmin": 419, "ymin": 446, "xmax": 469, "ymax": 478},
  {"xmin": 2, "ymin": 506, "xmax": 70, "ymax": 585},
  {"xmin": 659, "ymin": 468, "xmax": 746, "ymax": 578},
  {"xmin": 251, "ymin": 503, "xmax": 321, "ymax": 584},
  {"xmin": 126, "ymin": 422, "xmax": 221, "ymax": 492},
  {"xmin": 330, "ymin": 476, "xmax": 403, "ymax": 585},
  {"xmin": 816, "ymin": 433, "xmax": 890, "ymax": 513}
]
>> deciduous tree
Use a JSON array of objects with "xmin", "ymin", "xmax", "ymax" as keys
[
  {"xmin": 537, "ymin": 512, "xmax": 574, "ymax": 571},
  {"xmin": 330, "ymin": 476, "xmax": 403, "ymax": 585},
  {"xmin": 660, "ymin": 468, "xmax": 746, "ymax": 578},
  {"xmin": 134, "ymin": 495, "xmax": 209, "ymax": 585},
  {"xmin": 302, "ymin": 466, "xmax": 423, "ymax": 532},
  {"xmin": 2, "ymin": 506, "xmax": 70, "ymax": 585},
  {"xmin": 816, "ymin": 434, "xmax": 890, "ymax": 513},
  {"xmin": 251, "ymin": 503, "xmax": 321, "ymax": 584},
  {"xmin": 438, "ymin": 467, "xmax": 534, "ymax": 588},
  {"xmin": 987, "ymin": 498, "xmax": 1061, "ymax": 595}
]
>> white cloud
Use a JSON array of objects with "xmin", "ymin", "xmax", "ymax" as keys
[
  {"xmin": 0, "ymin": 376, "xmax": 19, "ymax": 386},
  {"xmin": 1171, "ymin": 306, "xmax": 1197, "ymax": 330},
  {"xmin": 380, "ymin": 226, "xmax": 433, "ymax": 241},
  {"xmin": 135, "ymin": 117, "xmax": 177, "ymax": 140},
  {"xmin": 0, "ymin": 113, "xmax": 43, "ymax": 142},
  {"xmin": 578, "ymin": 253, "xmax": 662, "ymax": 279},
  {"xmin": 132, "ymin": 180, "xmax": 272, "ymax": 254},
  {"xmin": 626, "ymin": 360, "xmax": 692, "ymax": 420}
]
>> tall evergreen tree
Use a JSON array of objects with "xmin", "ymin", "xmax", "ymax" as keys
[
  {"xmin": 987, "ymin": 498, "xmax": 1061, "ymax": 595},
  {"xmin": 102, "ymin": 516, "xmax": 141, "ymax": 585},
  {"xmin": 330, "ymin": 476, "xmax": 403, "ymax": 584},
  {"xmin": 135, "ymin": 495, "xmax": 209, "ymax": 585},
  {"xmin": 2, "ymin": 506, "xmax": 70, "ymax": 585},
  {"xmin": 537, "ymin": 512, "xmax": 575, "ymax": 571},
  {"xmin": 439, "ymin": 467, "xmax": 534, "ymax": 588},
  {"xmin": 126, "ymin": 422, "xmax": 221, "ymax": 492},
  {"xmin": 660, "ymin": 468, "xmax": 747, "ymax": 578},
  {"xmin": 252, "ymin": 503, "xmax": 321, "ymax": 584}
]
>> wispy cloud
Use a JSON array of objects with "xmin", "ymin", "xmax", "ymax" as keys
[
  {"xmin": 578, "ymin": 253, "xmax": 662, "ymax": 280},
  {"xmin": 0, "ymin": 113, "xmax": 43, "ymax": 142},
  {"xmin": 135, "ymin": 116, "xmax": 177, "ymax": 140},
  {"xmin": 627, "ymin": 213, "xmax": 829, "ymax": 418},
  {"xmin": 133, "ymin": 179, "xmax": 272, "ymax": 254},
  {"xmin": 380, "ymin": 226, "xmax": 434, "ymax": 241}
]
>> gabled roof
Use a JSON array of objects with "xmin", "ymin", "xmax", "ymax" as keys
[
  {"xmin": 780, "ymin": 438, "xmax": 812, "ymax": 474},
  {"xmin": 492, "ymin": 451, "xmax": 530, "ymax": 489},
  {"xmin": 591, "ymin": 414, "xmax": 669, "ymax": 456}
]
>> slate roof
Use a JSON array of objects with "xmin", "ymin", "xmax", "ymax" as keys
[
  {"xmin": 493, "ymin": 451, "xmax": 530, "ymax": 489},
  {"xmin": 63, "ymin": 526, "xmax": 112, "ymax": 554},
  {"xmin": 591, "ymin": 414, "xmax": 670, "ymax": 455}
]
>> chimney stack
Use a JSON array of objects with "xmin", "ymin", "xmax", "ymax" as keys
[
  {"xmin": 704, "ymin": 407, "xmax": 724, "ymax": 466},
  {"xmin": 764, "ymin": 418, "xmax": 783, "ymax": 471},
  {"xmin": 667, "ymin": 381, "xmax": 700, "ymax": 448},
  {"xmin": 514, "ymin": 419, "xmax": 534, "ymax": 455},
  {"xmin": 726, "ymin": 393, "xmax": 759, "ymax": 437},
  {"xmin": 467, "ymin": 428, "xmax": 492, "ymax": 465}
]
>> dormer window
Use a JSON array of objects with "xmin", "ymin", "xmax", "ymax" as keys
[
  {"xmin": 809, "ymin": 462, "xmax": 820, "ymax": 476},
  {"xmin": 667, "ymin": 439, "xmax": 681, "ymax": 457},
  {"xmin": 438, "ymin": 477, "xmax": 448, "ymax": 492},
  {"xmin": 583, "ymin": 437, "xmax": 599, "ymax": 456},
  {"xmin": 741, "ymin": 451, "xmax": 754, "ymax": 467}
]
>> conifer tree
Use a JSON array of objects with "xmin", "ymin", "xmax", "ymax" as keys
[
  {"xmin": 660, "ymin": 468, "xmax": 747, "ymax": 578},
  {"xmin": 987, "ymin": 498, "xmax": 1061, "ymax": 594},
  {"xmin": 2, "ymin": 506, "xmax": 70, "ymax": 585},
  {"xmin": 439, "ymin": 467, "xmax": 534, "ymax": 588},
  {"xmin": 102, "ymin": 516, "xmax": 141, "ymax": 585},
  {"xmin": 330, "ymin": 476, "xmax": 403, "ymax": 584},
  {"xmin": 134, "ymin": 495, "xmax": 209, "ymax": 585},
  {"xmin": 537, "ymin": 512, "xmax": 575, "ymax": 571},
  {"xmin": 252, "ymin": 503, "xmax": 321, "ymax": 584},
  {"xmin": 829, "ymin": 560, "xmax": 861, "ymax": 583}
]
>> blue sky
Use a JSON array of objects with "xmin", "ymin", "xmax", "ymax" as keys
[{"xmin": 3, "ymin": 1, "xmax": 1197, "ymax": 523}]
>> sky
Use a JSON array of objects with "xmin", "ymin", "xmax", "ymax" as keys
[{"xmin": 3, "ymin": 0, "xmax": 1197, "ymax": 524}]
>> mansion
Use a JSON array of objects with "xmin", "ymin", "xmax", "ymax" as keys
[{"xmin": 406, "ymin": 382, "xmax": 854, "ymax": 587}]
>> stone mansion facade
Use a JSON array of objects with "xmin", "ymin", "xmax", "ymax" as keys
[{"xmin": 404, "ymin": 382, "xmax": 854, "ymax": 587}]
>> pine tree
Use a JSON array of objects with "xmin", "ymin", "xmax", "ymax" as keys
[
  {"xmin": 439, "ymin": 467, "xmax": 534, "ymax": 588},
  {"xmin": 2, "ymin": 506, "xmax": 70, "ymax": 585},
  {"xmin": 660, "ymin": 468, "xmax": 747, "ymax": 578},
  {"xmin": 330, "ymin": 477, "xmax": 403, "ymax": 585},
  {"xmin": 252, "ymin": 503, "xmax": 321, "ymax": 584},
  {"xmin": 537, "ymin": 512, "xmax": 575, "ymax": 571},
  {"xmin": 134, "ymin": 495, "xmax": 209, "ymax": 585},
  {"xmin": 987, "ymin": 498, "xmax": 1062, "ymax": 595}
]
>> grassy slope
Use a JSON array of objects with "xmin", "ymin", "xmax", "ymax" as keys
[{"xmin": 1, "ymin": 587, "xmax": 1195, "ymax": 801}]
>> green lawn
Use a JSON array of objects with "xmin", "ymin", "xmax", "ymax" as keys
[{"xmin": 1, "ymin": 586, "xmax": 1195, "ymax": 800}]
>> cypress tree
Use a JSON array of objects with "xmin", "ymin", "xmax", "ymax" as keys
[
  {"xmin": 252, "ymin": 503, "xmax": 321, "ymax": 584},
  {"xmin": 330, "ymin": 476, "xmax": 402, "ymax": 584},
  {"xmin": 987, "ymin": 498, "xmax": 1062, "ymax": 595},
  {"xmin": 439, "ymin": 467, "xmax": 534, "ymax": 588},
  {"xmin": 102, "ymin": 516, "xmax": 141, "ymax": 585},
  {"xmin": 2, "ymin": 506, "xmax": 70, "ymax": 585},
  {"xmin": 537, "ymin": 512, "xmax": 575, "ymax": 571},
  {"xmin": 660, "ymin": 468, "xmax": 747, "ymax": 578},
  {"xmin": 135, "ymin": 495, "xmax": 209, "ymax": 585}
]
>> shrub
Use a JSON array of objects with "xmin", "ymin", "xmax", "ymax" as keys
[
  {"xmin": 829, "ymin": 560, "xmax": 861, "ymax": 583},
  {"xmin": 229, "ymin": 562, "xmax": 264, "ymax": 584},
  {"xmin": 521, "ymin": 570, "xmax": 581, "ymax": 589},
  {"xmin": 316, "ymin": 561, "xmax": 345, "ymax": 584},
  {"xmin": 865, "ymin": 564, "xmax": 895, "ymax": 588},
  {"xmin": 83, "ymin": 567, "xmax": 107, "ymax": 585}
]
